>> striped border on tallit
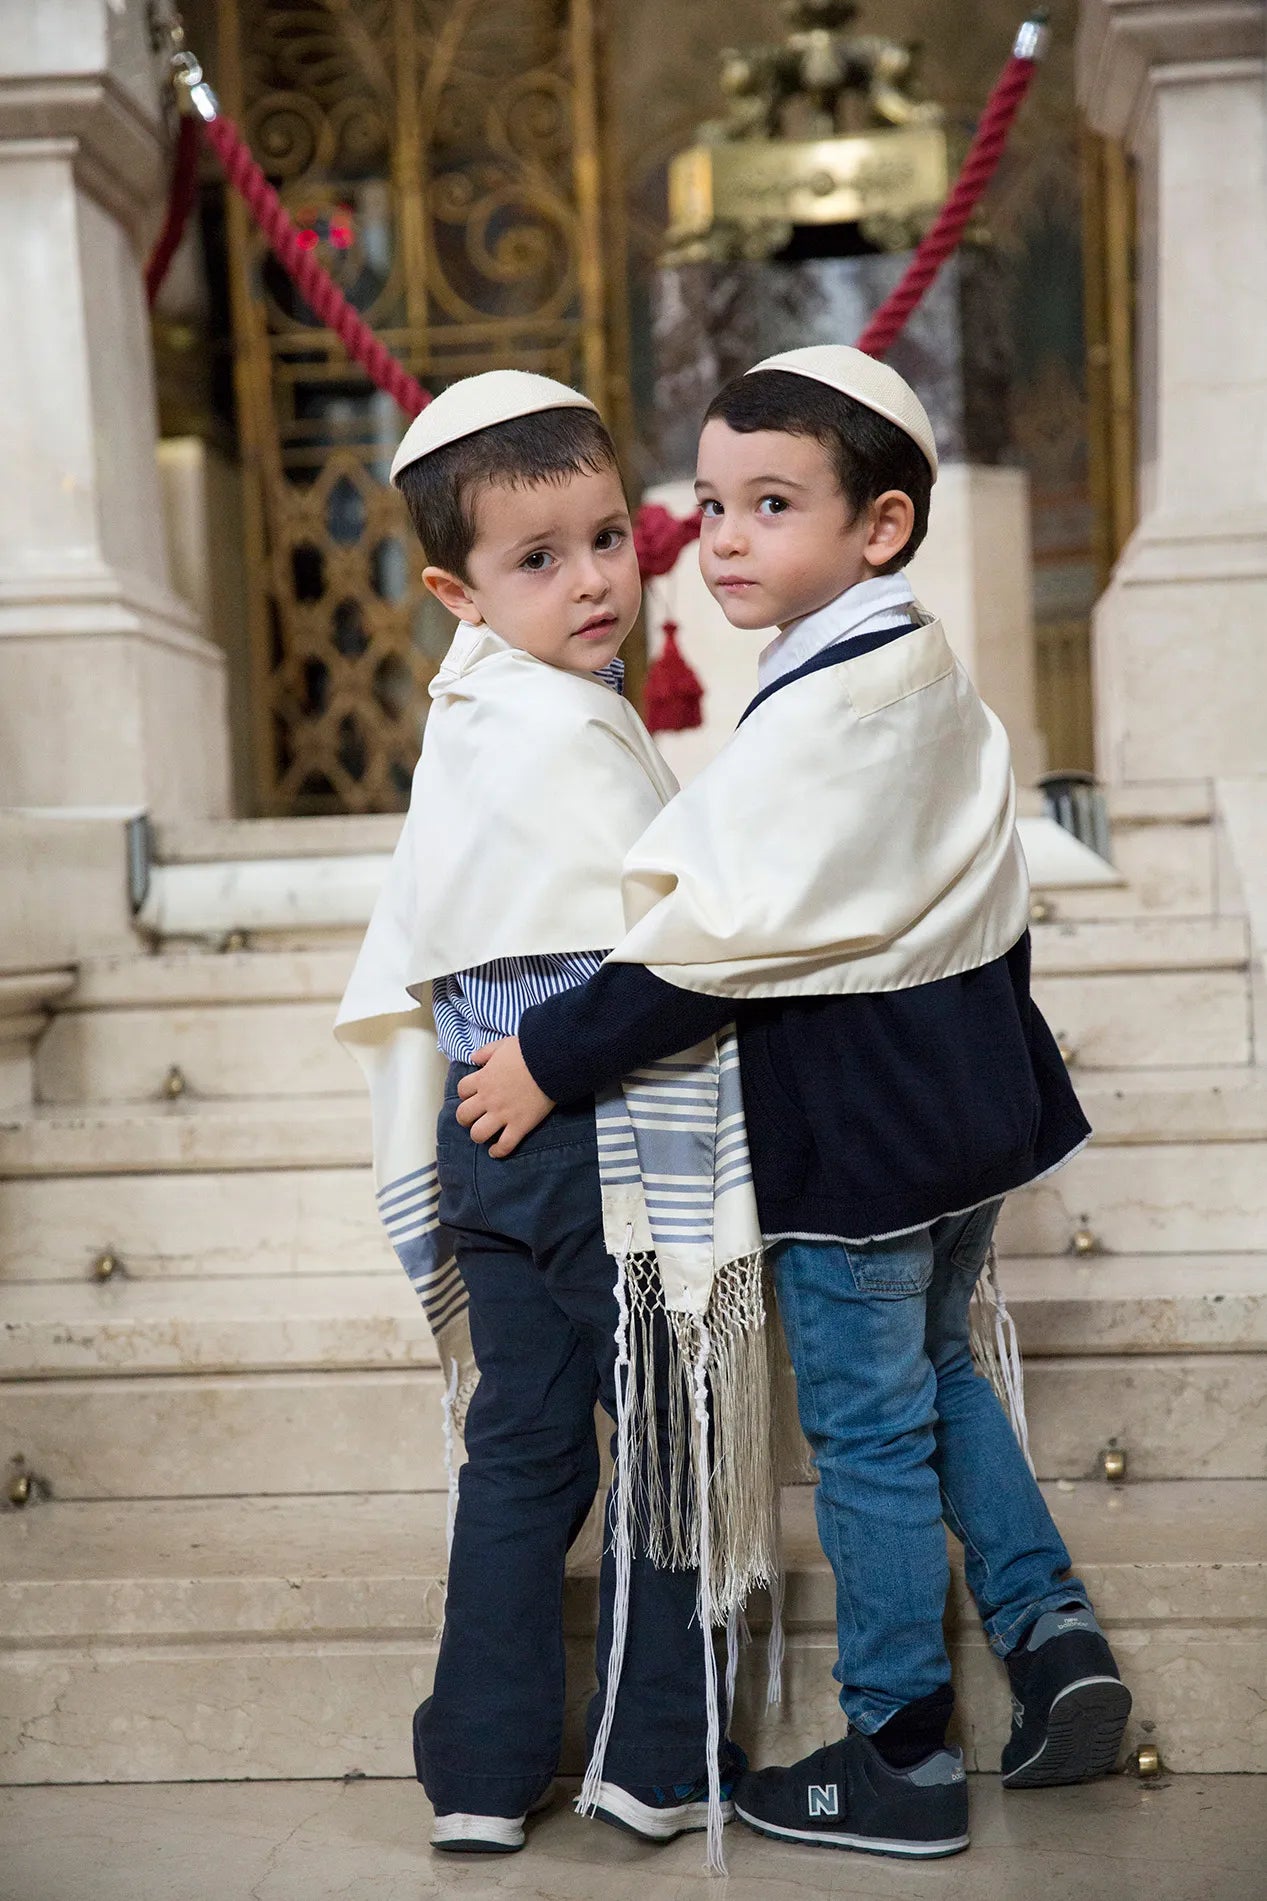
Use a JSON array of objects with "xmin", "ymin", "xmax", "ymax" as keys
[{"xmin": 376, "ymin": 1163, "xmax": 464, "ymax": 1340}]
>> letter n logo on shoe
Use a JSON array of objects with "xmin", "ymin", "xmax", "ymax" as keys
[{"xmin": 807, "ymin": 1784, "xmax": 839, "ymax": 1818}]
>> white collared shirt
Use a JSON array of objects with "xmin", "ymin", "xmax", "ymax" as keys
[{"xmin": 757, "ymin": 572, "xmax": 918, "ymax": 693}]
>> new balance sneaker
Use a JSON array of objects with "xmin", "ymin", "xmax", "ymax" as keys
[
  {"xmin": 734, "ymin": 1734, "xmax": 969, "ymax": 1858},
  {"xmin": 588, "ymin": 1742, "xmax": 747, "ymax": 1843},
  {"xmin": 1002, "ymin": 1607, "xmax": 1132, "ymax": 1788},
  {"xmin": 431, "ymin": 1785, "xmax": 556, "ymax": 1855}
]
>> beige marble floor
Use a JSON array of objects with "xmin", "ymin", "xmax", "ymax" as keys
[{"xmin": 1, "ymin": 1775, "xmax": 1265, "ymax": 1901}]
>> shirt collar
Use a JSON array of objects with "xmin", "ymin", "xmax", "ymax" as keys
[{"xmin": 757, "ymin": 573, "xmax": 916, "ymax": 693}]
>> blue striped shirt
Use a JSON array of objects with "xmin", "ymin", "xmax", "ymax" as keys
[{"xmin": 431, "ymin": 655, "xmax": 624, "ymax": 1064}]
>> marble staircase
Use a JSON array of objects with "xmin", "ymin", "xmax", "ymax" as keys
[{"xmin": 2, "ymin": 802, "xmax": 1265, "ymax": 1782}]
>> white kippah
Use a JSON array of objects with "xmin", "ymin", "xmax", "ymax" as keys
[
  {"xmin": 390, "ymin": 370, "xmax": 598, "ymax": 486},
  {"xmin": 746, "ymin": 345, "xmax": 939, "ymax": 480}
]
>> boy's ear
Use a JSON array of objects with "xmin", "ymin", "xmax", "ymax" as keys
[
  {"xmin": 423, "ymin": 565, "xmax": 482, "ymax": 624},
  {"xmin": 864, "ymin": 490, "xmax": 915, "ymax": 570}
]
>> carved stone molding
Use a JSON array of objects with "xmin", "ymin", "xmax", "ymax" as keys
[
  {"xmin": 1078, "ymin": 0, "xmax": 1266, "ymax": 146},
  {"xmin": 0, "ymin": 0, "xmax": 166, "ymax": 239}
]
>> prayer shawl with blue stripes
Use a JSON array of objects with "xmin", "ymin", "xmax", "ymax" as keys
[{"xmin": 335, "ymin": 622, "xmax": 780, "ymax": 1633}]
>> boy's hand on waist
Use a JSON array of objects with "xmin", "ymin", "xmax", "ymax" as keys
[{"xmin": 456, "ymin": 1037, "xmax": 555, "ymax": 1157}]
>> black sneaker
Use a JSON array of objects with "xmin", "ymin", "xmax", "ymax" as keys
[
  {"xmin": 589, "ymin": 1742, "xmax": 747, "ymax": 1843},
  {"xmin": 1002, "ymin": 1607, "xmax": 1132, "ymax": 1788},
  {"xmin": 734, "ymin": 1734, "xmax": 969, "ymax": 1858}
]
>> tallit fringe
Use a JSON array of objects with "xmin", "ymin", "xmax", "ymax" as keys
[
  {"xmin": 765, "ymin": 1481, "xmax": 787, "ymax": 1708},
  {"xmin": 617, "ymin": 1248, "xmax": 780, "ymax": 1618},
  {"xmin": 440, "ymin": 1356, "xmax": 461, "ymax": 1560},
  {"xmin": 969, "ymin": 1244, "xmax": 1035, "ymax": 1475},
  {"xmin": 578, "ymin": 1246, "xmax": 776, "ymax": 1872},
  {"xmin": 691, "ymin": 1326, "xmax": 726, "ymax": 1876},
  {"xmin": 576, "ymin": 1240, "xmax": 637, "ymax": 1821}
]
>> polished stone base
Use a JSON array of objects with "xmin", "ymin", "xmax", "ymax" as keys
[{"xmin": 1, "ymin": 1769, "xmax": 1264, "ymax": 1901}]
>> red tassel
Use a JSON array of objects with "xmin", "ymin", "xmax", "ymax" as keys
[
  {"xmin": 644, "ymin": 620, "xmax": 704, "ymax": 734},
  {"xmin": 634, "ymin": 503, "xmax": 702, "ymax": 580}
]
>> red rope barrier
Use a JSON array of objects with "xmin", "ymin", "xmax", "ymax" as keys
[
  {"xmin": 199, "ymin": 111, "xmax": 430, "ymax": 416},
  {"xmin": 857, "ymin": 18, "xmax": 1047, "ymax": 358},
  {"xmin": 145, "ymin": 112, "xmax": 200, "ymax": 309}
]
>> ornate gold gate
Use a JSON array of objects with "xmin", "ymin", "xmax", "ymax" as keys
[{"xmin": 218, "ymin": 0, "xmax": 626, "ymax": 814}]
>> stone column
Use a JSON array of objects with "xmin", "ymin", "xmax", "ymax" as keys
[
  {"xmin": 1078, "ymin": 0, "xmax": 1267, "ymax": 788},
  {"xmin": 0, "ymin": 0, "xmax": 229, "ymax": 816}
]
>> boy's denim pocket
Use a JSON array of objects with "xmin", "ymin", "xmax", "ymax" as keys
[{"xmin": 841, "ymin": 1229, "xmax": 935, "ymax": 1298}]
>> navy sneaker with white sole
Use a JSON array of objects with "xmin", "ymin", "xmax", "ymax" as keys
[
  {"xmin": 734, "ymin": 1733, "xmax": 969, "ymax": 1859},
  {"xmin": 1002, "ymin": 1607, "xmax": 1132, "ymax": 1788},
  {"xmin": 431, "ymin": 1785, "xmax": 556, "ymax": 1855},
  {"xmin": 588, "ymin": 1742, "xmax": 746, "ymax": 1843}
]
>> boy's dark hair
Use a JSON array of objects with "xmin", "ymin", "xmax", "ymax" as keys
[
  {"xmin": 702, "ymin": 369, "xmax": 932, "ymax": 573},
  {"xmin": 394, "ymin": 404, "xmax": 620, "ymax": 580}
]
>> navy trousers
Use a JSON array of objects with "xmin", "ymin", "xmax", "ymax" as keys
[{"xmin": 414, "ymin": 1071, "xmax": 712, "ymax": 1818}]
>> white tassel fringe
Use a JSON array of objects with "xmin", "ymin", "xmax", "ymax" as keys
[
  {"xmin": 576, "ymin": 1234, "xmax": 636, "ymax": 1818},
  {"xmin": 691, "ymin": 1327, "xmax": 726, "ymax": 1877},
  {"xmin": 970, "ymin": 1244, "xmax": 1035, "ymax": 1475}
]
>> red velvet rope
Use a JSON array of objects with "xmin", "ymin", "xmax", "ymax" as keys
[
  {"xmin": 856, "ymin": 47, "xmax": 1039, "ymax": 358},
  {"xmin": 145, "ymin": 113, "xmax": 201, "ymax": 309},
  {"xmin": 198, "ymin": 110, "xmax": 430, "ymax": 416}
]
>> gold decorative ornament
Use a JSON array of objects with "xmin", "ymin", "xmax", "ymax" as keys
[
  {"xmin": 219, "ymin": 0, "xmax": 625, "ymax": 815},
  {"xmin": 663, "ymin": 1, "xmax": 948, "ymax": 266},
  {"xmin": 220, "ymin": 930, "xmax": 249, "ymax": 954},
  {"xmin": 1101, "ymin": 1446, "xmax": 1127, "ymax": 1482},
  {"xmin": 1029, "ymin": 895, "xmax": 1055, "ymax": 923},
  {"xmin": 1056, "ymin": 1038, "xmax": 1077, "ymax": 1067},
  {"xmin": 92, "ymin": 1250, "xmax": 120, "ymax": 1282},
  {"xmin": 162, "ymin": 1065, "xmax": 188, "ymax": 1100},
  {"xmin": 1133, "ymin": 1743, "xmax": 1162, "ymax": 1778},
  {"xmin": 1071, "ymin": 1228, "xmax": 1100, "ymax": 1258},
  {"xmin": 7, "ymin": 1468, "xmax": 32, "ymax": 1508}
]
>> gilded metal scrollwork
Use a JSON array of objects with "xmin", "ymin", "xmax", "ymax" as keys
[{"xmin": 221, "ymin": 0, "xmax": 617, "ymax": 814}]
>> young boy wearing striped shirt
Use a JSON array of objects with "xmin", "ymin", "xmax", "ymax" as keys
[{"xmin": 338, "ymin": 371, "xmax": 749, "ymax": 1858}]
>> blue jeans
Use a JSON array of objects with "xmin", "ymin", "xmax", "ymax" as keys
[
  {"xmin": 416, "ymin": 1072, "xmax": 712, "ymax": 1817},
  {"xmin": 772, "ymin": 1202, "xmax": 1089, "ymax": 1733}
]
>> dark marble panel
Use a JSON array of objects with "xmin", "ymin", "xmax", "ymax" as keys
[{"xmin": 650, "ymin": 248, "xmax": 1013, "ymax": 479}]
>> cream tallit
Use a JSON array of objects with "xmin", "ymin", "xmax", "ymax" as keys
[
  {"xmin": 335, "ymin": 622, "xmax": 780, "ymax": 1618},
  {"xmin": 609, "ymin": 615, "xmax": 1031, "ymax": 997}
]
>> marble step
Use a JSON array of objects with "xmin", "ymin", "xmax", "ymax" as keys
[
  {"xmin": 2, "ymin": 1481, "xmax": 1262, "ymax": 1781},
  {"xmin": 6, "ymin": 1243, "xmax": 1265, "ymax": 1350},
  {"xmin": 0, "ymin": 1167, "xmax": 390, "ymax": 1282},
  {"xmin": 58, "ymin": 917, "xmax": 1248, "ymax": 1009},
  {"xmin": 35, "ymin": 998, "xmax": 355, "ymax": 1104},
  {"xmin": 1039, "ymin": 785, "xmax": 1225, "ymax": 921},
  {"xmin": 152, "ymin": 816, "xmax": 404, "ymax": 864},
  {"xmin": 4, "ymin": 1346, "xmax": 1262, "ymax": 1499},
  {"xmin": 0, "ymin": 1275, "xmax": 435, "ymax": 1378},
  {"xmin": 999, "ymin": 1139, "xmax": 1267, "ymax": 1255},
  {"xmin": 5, "ymin": 1074, "xmax": 1267, "ymax": 1260},
  {"xmin": 1002, "ymin": 1254, "xmax": 1267, "ymax": 1352},
  {"xmin": 2, "ymin": 1370, "xmax": 446, "ymax": 1500},
  {"xmin": 4, "ymin": 1270, "xmax": 1264, "ymax": 1492},
  {"xmin": 32, "ymin": 919, "xmax": 1254, "ymax": 1105},
  {"xmin": 8, "ymin": 1068, "xmax": 1267, "ymax": 1175}
]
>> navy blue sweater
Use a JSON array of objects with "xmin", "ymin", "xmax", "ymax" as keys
[{"xmin": 519, "ymin": 631, "xmax": 1090, "ymax": 1243}]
